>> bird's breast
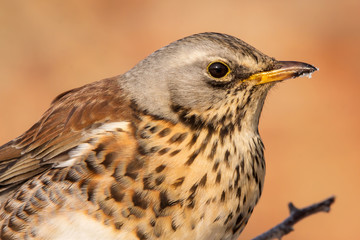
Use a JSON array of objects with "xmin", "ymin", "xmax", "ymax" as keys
[{"xmin": 136, "ymin": 116, "xmax": 266, "ymax": 239}]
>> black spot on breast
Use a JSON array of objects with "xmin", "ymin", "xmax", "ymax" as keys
[
  {"xmin": 187, "ymin": 132, "xmax": 199, "ymax": 148},
  {"xmin": 170, "ymin": 104, "xmax": 182, "ymax": 113},
  {"xmin": 125, "ymin": 172, "xmax": 138, "ymax": 180},
  {"xmin": 220, "ymin": 115, "xmax": 226, "ymax": 126},
  {"xmin": 261, "ymin": 159, "xmax": 265, "ymax": 170},
  {"xmin": 86, "ymin": 182, "xmax": 97, "ymax": 203},
  {"xmin": 219, "ymin": 126, "xmax": 229, "ymax": 144},
  {"xmin": 126, "ymin": 157, "xmax": 144, "ymax": 173},
  {"xmin": 232, "ymin": 214, "xmax": 247, "ymax": 234},
  {"xmin": 208, "ymin": 140, "xmax": 218, "ymax": 161},
  {"xmin": 240, "ymin": 159, "xmax": 245, "ymax": 174},
  {"xmin": 170, "ymin": 149, "xmax": 181, "ymax": 156},
  {"xmin": 236, "ymin": 205, "xmax": 240, "ymax": 213},
  {"xmin": 185, "ymin": 149, "xmax": 200, "ymax": 166},
  {"xmin": 199, "ymin": 174, "xmax": 207, "ymax": 187},
  {"xmin": 253, "ymin": 171, "xmax": 259, "ymax": 184},
  {"xmin": 228, "ymin": 123, "xmax": 235, "ymax": 134},
  {"xmin": 221, "ymin": 191, "xmax": 226, "ymax": 202},
  {"xmin": 155, "ymin": 164, "xmax": 166, "ymax": 173},
  {"xmin": 199, "ymin": 134, "xmax": 211, "ymax": 153},
  {"xmin": 114, "ymin": 222, "xmax": 123, "ymax": 230},
  {"xmin": 189, "ymin": 183, "xmax": 198, "ymax": 195},
  {"xmin": 235, "ymin": 213, "xmax": 244, "ymax": 226},
  {"xmin": 227, "ymin": 112, "xmax": 233, "ymax": 121},
  {"xmin": 224, "ymin": 212, "xmax": 233, "ymax": 225},
  {"xmin": 158, "ymin": 148, "xmax": 170, "ymax": 155},
  {"xmin": 224, "ymin": 150, "xmax": 230, "ymax": 165},
  {"xmin": 132, "ymin": 192, "xmax": 149, "ymax": 209},
  {"xmin": 234, "ymin": 165, "xmax": 240, "ymax": 187},
  {"xmin": 168, "ymin": 132, "xmax": 188, "ymax": 144},
  {"xmin": 186, "ymin": 114, "xmax": 205, "ymax": 131},
  {"xmin": 207, "ymin": 122, "xmax": 216, "ymax": 135},
  {"xmin": 187, "ymin": 200, "xmax": 195, "ymax": 209},
  {"xmin": 213, "ymin": 216, "xmax": 220, "ymax": 223},
  {"xmin": 149, "ymin": 126, "xmax": 159, "ymax": 133},
  {"xmin": 140, "ymin": 131, "xmax": 150, "ymax": 139},
  {"xmin": 125, "ymin": 157, "xmax": 144, "ymax": 180},
  {"xmin": 212, "ymin": 161, "xmax": 220, "ymax": 172},
  {"xmin": 155, "ymin": 175, "xmax": 165, "ymax": 185},
  {"xmin": 254, "ymin": 154, "xmax": 260, "ymax": 166},
  {"xmin": 150, "ymin": 146, "xmax": 160, "ymax": 153},
  {"xmin": 171, "ymin": 220, "xmax": 178, "ymax": 231},
  {"xmin": 236, "ymin": 187, "xmax": 242, "ymax": 198},
  {"xmin": 137, "ymin": 145, "xmax": 148, "ymax": 156},
  {"xmin": 101, "ymin": 152, "xmax": 118, "ymax": 169},
  {"xmin": 216, "ymin": 172, "xmax": 221, "ymax": 184},
  {"xmin": 187, "ymin": 183, "xmax": 198, "ymax": 208},
  {"xmin": 136, "ymin": 228, "xmax": 148, "ymax": 240},
  {"xmin": 160, "ymin": 191, "xmax": 179, "ymax": 210},
  {"xmin": 258, "ymin": 181, "xmax": 263, "ymax": 193},
  {"xmin": 110, "ymin": 182, "xmax": 125, "ymax": 202},
  {"xmin": 143, "ymin": 176, "xmax": 154, "ymax": 190},
  {"xmin": 158, "ymin": 128, "xmax": 171, "ymax": 137},
  {"xmin": 172, "ymin": 177, "xmax": 185, "ymax": 188}
]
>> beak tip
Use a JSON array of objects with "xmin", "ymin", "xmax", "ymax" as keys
[
  {"xmin": 276, "ymin": 61, "xmax": 318, "ymax": 78},
  {"xmin": 299, "ymin": 63, "xmax": 318, "ymax": 78},
  {"xmin": 305, "ymin": 63, "xmax": 318, "ymax": 72}
]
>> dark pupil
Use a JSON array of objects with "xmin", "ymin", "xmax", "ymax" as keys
[{"xmin": 208, "ymin": 62, "xmax": 229, "ymax": 78}]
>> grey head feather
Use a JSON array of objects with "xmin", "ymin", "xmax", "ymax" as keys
[{"xmin": 119, "ymin": 32, "xmax": 275, "ymax": 123}]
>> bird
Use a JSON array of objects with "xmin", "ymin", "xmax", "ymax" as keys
[{"xmin": 0, "ymin": 32, "xmax": 317, "ymax": 240}]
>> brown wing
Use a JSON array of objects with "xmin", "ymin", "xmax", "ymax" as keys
[{"xmin": 0, "ymin": 77, "xmax": 134, "ymax": 195}]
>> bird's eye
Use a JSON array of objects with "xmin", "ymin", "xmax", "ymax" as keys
[{"xmin": 207, "ymin": 62, "xmax": 230, "ymax": 79}]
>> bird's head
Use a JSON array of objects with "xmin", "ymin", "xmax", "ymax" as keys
[{"xmin": 122, "ymin": 32, "xmax": 317, "ymax": 130}]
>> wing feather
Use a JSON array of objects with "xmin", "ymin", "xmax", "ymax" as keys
[{"xmin": 0, "ymin": 77, "xmax": 134, "ymax": 194}]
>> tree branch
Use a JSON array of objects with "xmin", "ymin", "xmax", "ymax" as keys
[{"xmin": 251, "ymin": 196, "xmax": 335, "ymax": 240}]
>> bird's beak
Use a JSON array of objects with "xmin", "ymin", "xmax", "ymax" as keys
[{"xmin": 245, "ymin": 61, "xmax": 318, "ymax": 85}]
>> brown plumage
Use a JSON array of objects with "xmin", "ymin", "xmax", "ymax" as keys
[
  {"xmin": 0, "ymin": 79, "xmax": 129, "ymax": 193},
  {"xmin": 0, "ymin": 32, "xmax": 316, "ymax": 240}
]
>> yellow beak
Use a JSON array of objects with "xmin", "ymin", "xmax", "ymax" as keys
[{"xmin": 246, "ymin": 61, "xmax": 318, "ymax": 85}]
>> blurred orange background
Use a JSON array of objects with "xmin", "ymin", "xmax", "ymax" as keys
[{"xmin": 0, "ymin": 1, "xmax": 359, "ymax": 239}]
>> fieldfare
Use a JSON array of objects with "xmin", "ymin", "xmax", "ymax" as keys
[{"xmin": 0, "ymin": 32, "xmax": 317, "ymax": 240}]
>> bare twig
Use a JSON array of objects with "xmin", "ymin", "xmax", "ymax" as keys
[{"xmin": 251, "ymin": 196, "xmax": 335, "ymax": 240}]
